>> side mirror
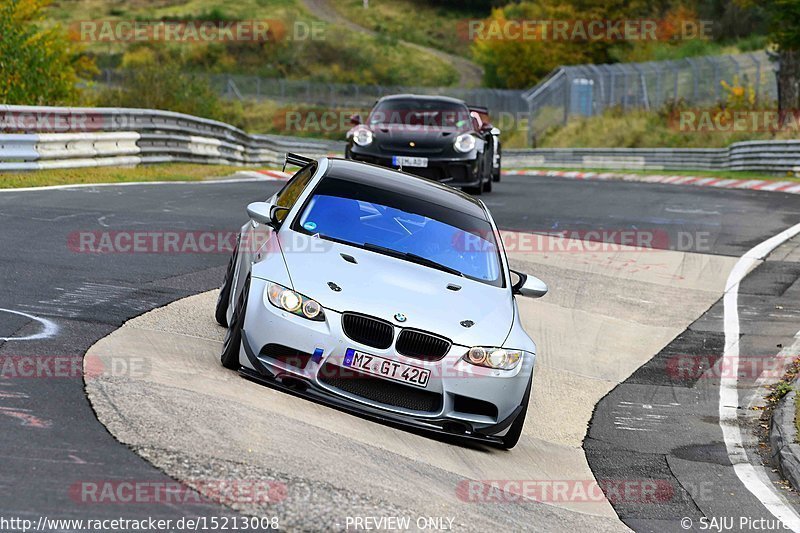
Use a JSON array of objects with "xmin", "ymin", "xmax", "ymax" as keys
[
  {"xmin": 349, "ymin": 114, "xmax": 362, "ymax": 125},
  {"xmin": 490, "ymin": 127, "xmax": 501, "ymax": 136},
  {"xmin": 510, "ymin": 270, "xmax": 548, "ymax": 298},
  {"xmin": 246, "ymin": 202, "xmax": 289, "ymax": 228}
]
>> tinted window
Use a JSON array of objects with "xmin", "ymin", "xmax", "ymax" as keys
[
  {"xmin": 294, "ymin": 178, "xmax": 502, "ymax": 286},
  {"xmin": 368, "ymin": 99, "xmax": 471, "ymax": 130},
  {"xmin": 276, "ymin": 164, "xmax": 316, "ymax": 210}
]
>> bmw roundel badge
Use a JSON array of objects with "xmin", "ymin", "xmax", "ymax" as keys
[{"xmin": 394, "ymin": 313, "xmax": 407, "ymax": 323}]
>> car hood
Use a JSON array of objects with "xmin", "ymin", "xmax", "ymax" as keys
[
  {"xmin": 370, "ymin": 124, "xmax": 467, "ymax": 148},
  {"xmin": 278, "ymin": 232, "xmax": 513, "ymax": 347}
]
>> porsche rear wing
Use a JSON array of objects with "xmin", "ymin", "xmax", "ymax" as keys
[{"xmin": 283, "ymin": 152, "xmax": 314, "ymax": 172}]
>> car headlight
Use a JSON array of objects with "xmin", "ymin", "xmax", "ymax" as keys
[
  {"xmin": 454, "ymin": 133, "xmax": 476, "ymax": 153},
  {"xmin": 462, "ymin": 347, "xmax": 523, "ymax": 370},
  {"xmin": 352, "ymin": 127, "xmax": 373, "ymax": 147},
  {"xmin": 264, "ymin": 282, "xmax": 325, "ymax": 321}
]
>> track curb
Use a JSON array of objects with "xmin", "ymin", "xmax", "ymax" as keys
[
  {"xmin": 770, "ymin": 387, "xmax": 800, "ymax": 492},
  {"xmin": 507, "ymin": 169, "xmax": 800, "ymax": 195}
]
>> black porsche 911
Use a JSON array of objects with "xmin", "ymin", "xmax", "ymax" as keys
[{"xmin": 345, "ymin": 95, "xmax": 496, "ymax": 194}]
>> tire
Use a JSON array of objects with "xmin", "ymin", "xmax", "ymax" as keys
[
  {"xmin": 464, "ymin": 159, "xmax": 485, "ymax": 195},
  {"xmin": 500, "ymin": 374, "xmax": 532, "ymax": 449},
  {"xmin": 492, "ymin": 145, "xmax": 502, "ymax": 182},
  {"xmin": 220, "ymin": 277, "xmax": 249, "ymax": 370},
  {"xmin": 464, "ymin": 180, "xmax": 483, "ymax": 195},
  {"xmin": 483, "ymin": 173, "xmax": 493, "ymax": 192},
  {"xmin": 214, "ymin": 241, "xmax": 238, "ymax": 327}
]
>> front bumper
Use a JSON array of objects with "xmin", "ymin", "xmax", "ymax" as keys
[
  {"xmin": 239, "ymin": 278, "xmax": 532, "ymax": 444},
  {"xmin": 348, "ymin": 151, "xmax": 481, "ymax": 188}
]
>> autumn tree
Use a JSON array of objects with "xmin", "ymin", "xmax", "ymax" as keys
[
  {"xmin": 471, "ymin": 2, "xmax": 601, "ymax": 88},
  {"xmin": 759, "ymin": 0, "xmax": 800, "ymax": 112},
  {"xmin": 471, "ymin": 0, "xmax": 655, "ymax": 88},
  {"xmin": 0, "ymin": 0, "xmax": 96, "ymax": 105}
]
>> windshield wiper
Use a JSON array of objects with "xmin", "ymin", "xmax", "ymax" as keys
[
  {"xmin": 315, "ymin": 233, "xmax": 355, "ymax": 247},
  {"xmin": 362, "ymin": 243, "xmax": 463, "ymax": 277}
]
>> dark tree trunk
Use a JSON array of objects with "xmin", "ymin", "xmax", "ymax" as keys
[{"xmin": 778, "ymin": 49, "xmax": 800, "ymax": 113}]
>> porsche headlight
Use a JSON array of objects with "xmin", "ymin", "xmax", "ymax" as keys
[
  {"xmin": 353, "ymin": 127, "xmax": 373, "ymax": 147},
  {"xmin": 462, "ymin": 347, "xmax": 523, "ymax": 370},
  {"xmin": 264, "ymin": 282, "xmax": 325, "ymax": 321},
  {"xmin": 454, "ymin": 133, "xmax": 476, "ymax": 153}
]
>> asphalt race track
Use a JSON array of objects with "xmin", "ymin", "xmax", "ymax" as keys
[{"xmin": 1, "ymin": 173, "xmax": 800, "ymax": 531}]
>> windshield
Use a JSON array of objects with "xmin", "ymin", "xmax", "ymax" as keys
[
  {"xmin": 293, "ymin": 178, "xmax": 502, "ymax": 286},
  {"xmin": 368, "ymin": 99, "xmax": 471, "ymax": 130}
]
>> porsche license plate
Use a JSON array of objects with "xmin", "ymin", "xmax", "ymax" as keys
[
  {"xmin": 343, "ymin": 348, "xmax": 430, "ymax": 388},
  {"xmin": 392, "ymin": 156, "xmax": 428, "ymax": 168}
]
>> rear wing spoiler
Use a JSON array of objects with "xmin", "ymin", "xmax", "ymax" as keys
[{"xmin": 283, "ymin": 153, "xmax": 314, "ymax": 172}]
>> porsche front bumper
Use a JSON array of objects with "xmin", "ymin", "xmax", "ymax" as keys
[{"xmin": 348, "ymin": 150, "xmax": 482, "ymax": 188}]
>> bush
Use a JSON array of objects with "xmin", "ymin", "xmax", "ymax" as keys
[
  {"xmin": 96, "ymin": 47, "xmax": 230, "ymax": 121},
  {"xmin": 0, "ymin": 0, "xmax": 96, "ymax": 105}
]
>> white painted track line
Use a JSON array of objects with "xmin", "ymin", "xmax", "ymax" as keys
[
  {"xmin": 0, "ymin": 308, "xmax": 59, "ymax": 341},
  {"xmin": 719, "ymin": 222, "xmax": 800, "ymax": 530}
]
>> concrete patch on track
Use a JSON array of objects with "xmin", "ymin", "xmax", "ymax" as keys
[{"xmin": 84, "ymin": 235, "xmax": 738, "ymax": 531}]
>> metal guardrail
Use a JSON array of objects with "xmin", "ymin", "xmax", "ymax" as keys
[
  {"xmin": 0, "ymin": 104, "xmax": 345, "ymax": 170},
  {"xmin": 505, "ymin": 142, "xmax": 800, "ymax": 173},
  {"xmin": 1, "ymin": 104, "xmax": 798, "ymax": 174}
]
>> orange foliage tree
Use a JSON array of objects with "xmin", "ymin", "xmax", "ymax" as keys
[{"xmin": 0, "ymin": 0, "xmax": 96, "ymax": 105}]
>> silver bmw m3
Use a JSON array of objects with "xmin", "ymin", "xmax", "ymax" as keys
[{"xmin": 215, "ymin": 154, "xmax": 548, "ymax": 448}]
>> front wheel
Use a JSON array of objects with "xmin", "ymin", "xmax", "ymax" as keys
[
  {"xmin": 220, "ymin": 277, "xmax": 249, "ymax": 370},
  {"xmin": 464, "ymin": 159, "xmax": 485, "ymax": 195},
  {"xmin": 492, "ymin": 145, "xmax": 502, "ymax": 182},
  {"xmin": 483, "ymin": 173, "xmax": 493, "ymax": 192}
]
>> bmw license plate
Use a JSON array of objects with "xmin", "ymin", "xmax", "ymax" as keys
[
  {"xmin": 392, "ymin": 156, "xmax": 428, "ymax": 168},
  {"xmin": 343, "ymin": 348, "xmax": 430, "ymax": 388}
]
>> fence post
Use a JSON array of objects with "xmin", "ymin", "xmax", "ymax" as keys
[
  {"xmin": 655, "ymin": 63, "xmax": 663, "ymax": 108},
  {"xmin": 673, "ymin": 64, "xmax": 679, "ymax": 104},
  {"xmin": 563, "ymin": 69, "xmax": 571, "ymax": 125},
  {"xmin": 749, "ymin": 53, "xmax": 763, "ymax": 103},
  {"xmin": 688, "ymin": 58, "xmax": 699, "ymax": 101}
]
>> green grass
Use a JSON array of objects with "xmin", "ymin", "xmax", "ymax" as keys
[
  {"xmin": 330, "ymin": 0, "xmax": 486, "ymax": 57},
  {"xmin": 48, "ymin": 0, "xmax": 458, "ymax": 86},
  {"xmin": 520, "ymin": 167, "xmax": 800, "ymax": 182},
  {"xmin": 609, "ymin": 35, "xmax": 769, "ymax": 63},
  {"xmin": 796, "ymin": 392, "xmax": 800, "ymax": 442},
  {"xmin": 0, "ymin": 163, "xmax": 262, "ymax": 188},
  {"xmin": 538, "ymin": 108, "xmax": 800, "ymax": 149}
]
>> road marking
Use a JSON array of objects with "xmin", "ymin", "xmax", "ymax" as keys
[
  {"xmin": 719, "ymin": 221, "xmax": 800, "ymax": 530},
  {"xmin": 0, "ymin": 308, "xmax": 58, "ymax": 341},
  {"xmin": 0, "ymin": 175, "xmax": 273, "ymax": 193}
]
